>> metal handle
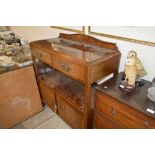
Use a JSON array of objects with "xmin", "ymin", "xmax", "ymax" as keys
[
  {"xmin": 61, "ymin": 64, "xmax": 66, "ymax": 70},
  {"xmin": 144, "ymin": 120, "xmax": 149, "ymax": 126},
  {"xmin": 61, "ymin": 63, "xmax": 65, "ymax": 68},
  {"xmin": 61, "ymin": 64, "xmax": 71, "ymax": 72},
  {"xmin": 111, "ymin": 110, "xmax": 117, "ymax": 116},
  {"xmin": 65, "ymin": 67, "xmax": 71, "ymax": 72}
]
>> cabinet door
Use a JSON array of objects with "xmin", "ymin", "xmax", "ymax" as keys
[
  {"xmin": 56, "ymin": 93, "xmax": 85, "ymax": 129},
  {"xmin": 38, "ymin": 79, "xmax": 56, "ymax": 112}
]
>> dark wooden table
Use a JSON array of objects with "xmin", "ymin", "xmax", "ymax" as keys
[{"xmin": 96, "ymin": 73, "xmax": 155, "ymax": 119}]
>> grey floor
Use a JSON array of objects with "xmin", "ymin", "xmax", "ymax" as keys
[{"xmin": 12, "ymin": 106, "xmax": 71, "ymax": 129}]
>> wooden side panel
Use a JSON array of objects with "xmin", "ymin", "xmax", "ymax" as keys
[
  {"xmin": 38, "ymin": 79, "xmax": 56, "ymax": 112},
  {"xmin": 0, "ymin": 66, "xmax": 43, "ymax": 128},
  {"xmin": 90, "ymin": 54, "xmax": 121, "ymax": 83}
]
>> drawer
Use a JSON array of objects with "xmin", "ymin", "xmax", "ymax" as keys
[
  {"xmin": 95, "ymin": 92, "xmax": 155, "ymax": 128},
  {"xmin": 38, "ymin": 79, "xmax": 56, "ymax": 112},
  {"xmin": 31, "ymin": 46, "xmax": 51, "ymax": 65},
  {"xmin": 52, "ymin": 55, "xmax": 85, "ymax": 83},
  {"xmin": 56, "ymin": 93, "xmax": 85, "ymax": 128},
  {"xmin": 93, "ymin": 110, "xmax": 121, "ymax": 129}
]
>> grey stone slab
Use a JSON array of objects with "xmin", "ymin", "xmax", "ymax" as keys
[
  {"xmin": 34, "ymin": 115, "xmax": 71, "ymax": 129},
  {"xmin": 12, "ymin": 106, "xmax": 56, "ymax": 129}
]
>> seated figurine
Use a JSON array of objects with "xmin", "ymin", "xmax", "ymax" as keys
[
  {"xmin": 127, "ymin": 50, "xmax": 147, "ymax": 78},
  {"xmin": 119, "ymin": 50, "xmax": 147, "ymax": 91}
]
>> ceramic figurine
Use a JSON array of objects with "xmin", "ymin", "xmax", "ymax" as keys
[
  {"xmin": 119, "ymin": 50, "xmax": 147, "ymax": 92},
  {"xmin": 124, "ymin": 54, "xmax": 137, "ymax": 87},
  {"xmin": 127, "ymin": 50, "xmax": 147, "ymax": 78}
]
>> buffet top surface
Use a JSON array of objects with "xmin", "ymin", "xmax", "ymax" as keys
[{"xmin": 31, "ymin": 38, "xmax": 118, "ymax": 64}]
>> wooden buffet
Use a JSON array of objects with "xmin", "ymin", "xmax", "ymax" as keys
[
  {"xmin": 30, "ymin": 33, "xmax": 121, "ymax": 128},
  {"xmin": 93, "ymin": 73, "xmax": 155, "ymax": 129}
]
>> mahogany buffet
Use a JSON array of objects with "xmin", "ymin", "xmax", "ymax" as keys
[{"xmin": 30, "ymin": 33, "xmax": 121, "ymax": 128}]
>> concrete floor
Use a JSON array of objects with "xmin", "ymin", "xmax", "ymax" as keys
[{"xmin": 12, "ymin": 106, "xmax": 71, "ymax": 129}]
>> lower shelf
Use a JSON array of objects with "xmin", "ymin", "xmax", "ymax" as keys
[
  {"xmin": 37, "ymin": 69, "xmax": 96, "ymax": 128},
  {"xmin": 38, "ymin": 70, "xmax": 86, "ymax": 113}
]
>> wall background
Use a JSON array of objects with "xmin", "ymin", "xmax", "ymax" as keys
[
  {"xmin": 90, "ymin": 26, "xmax": 155, "ymax": 43},
  {"xmin": 11, "ymin": 26, "xmax": 155, "ymax": 81}
]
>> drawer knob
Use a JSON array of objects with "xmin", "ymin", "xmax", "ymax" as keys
[
  {"xmin": 144, "ymin": 120, "xmax": 149, "ymax": 126},
  {"xmin": 112, "ymin": 110, "xmax": 117, "ymax": 116}
]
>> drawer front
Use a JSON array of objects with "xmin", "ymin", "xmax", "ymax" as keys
[
  {"xmin": 52, "ymin": 55, "xmax": 85, "ymax": 83},
  {"xmin": 56, "ymin": 93, "xmax": 85, "ymax": 128},
  {"xmin": 95, "ymin": 92, "xmax": 155, "ymax": 128},
  {"xmin": 38, "ymin": 79, "xmax": 56, "ymax": 112},
  {"xmin": 31, "ymin": 47, "xmax": 51, "ymax": 65},
  {"xmin": 93, "ymin": 110, "xmax": 121, "ymax": 129}
]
